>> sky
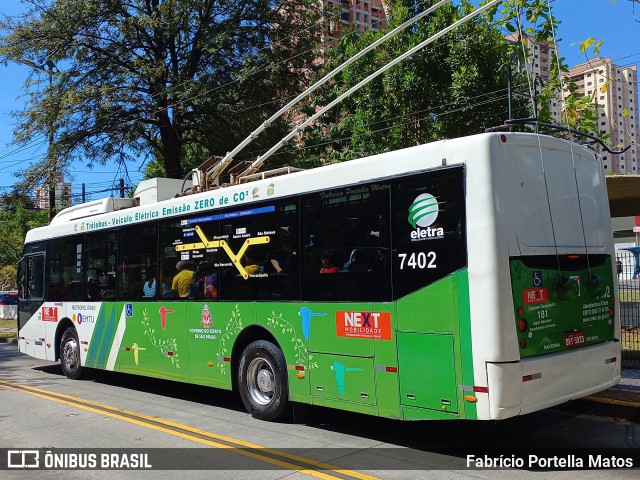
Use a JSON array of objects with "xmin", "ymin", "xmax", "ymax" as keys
[{"xmin": 0, "ymin": 0, "xmax": 639, "ymax": 203}]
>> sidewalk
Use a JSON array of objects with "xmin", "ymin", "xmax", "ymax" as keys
[{"xmin": 557, "ymin": 368, "xmax": 640, "ymax": 422}]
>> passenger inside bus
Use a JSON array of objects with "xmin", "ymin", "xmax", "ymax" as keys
[
  {"xmin": 370, "ymin": 247, "xmax": 390, "ymax": 272},
  {"xmin": 189, "ymin": 269, "xmax": 207, "ymax": 299},
  {"xmin": 243, "ymin": 251, "xmax": 260, "ymax": 276},
  {"xmin": 143, "ymin": 274, "xmax": 156, "ymax": 298},
  {"xmin": 161, "ymin": 274, "xmax": 173, "ymax": 298},
  {"xmin": 172, "ymin": 260, "xmax": 194, "ymax": 298},
  {"xmin": 271, "ymin": 233, "xmax": 298, "ymax": 274},
  {"xmin": 320, "ymin": 249, "xmax": 340, "ymax": 274},
  {"xmin": 87, "ymin": 272, "xmax": 100, "ymax": 299},
  {"xmin": 205, "ymin": 269, "xmax": 218, "ymax": 299}
]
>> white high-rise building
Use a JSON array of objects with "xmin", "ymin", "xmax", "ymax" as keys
[
  {"xmin": 505, "ymin": 34, "xmax": 563, "ymax": 122},
  {"xmin": 568, "ymin": 58, "xmax": 639, "ymax": 174}
]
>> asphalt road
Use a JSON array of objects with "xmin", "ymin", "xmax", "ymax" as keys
[{"xmin": 0, "ymin": 343, "xmax": 638, "ymax": 480}]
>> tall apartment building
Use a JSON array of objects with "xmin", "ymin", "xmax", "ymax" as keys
[
  {"xmin": 505, "ymin": 34, "xmax": 563, "ymax": 121},
  {"xmin": 568, "ymin": 58, "xmax": 639, "ymax": 174},
  {"xmin": 323, "ymin": 0, "xmax": 388, "ymax": 48}
]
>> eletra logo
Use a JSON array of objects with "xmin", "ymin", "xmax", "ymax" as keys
[
  {"xmin": 408, "ymin": 193, "xmax": 444, "ymax": 240},
  {"xmin": 408, "ymin": 193, "xmax": 440, "ymax": 228}
]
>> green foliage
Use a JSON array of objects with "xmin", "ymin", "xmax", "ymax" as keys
[
  {"xmin": 0, "ymin": 265, "xmax": 18, "ymax": 291},
  {"xmin": 142, "ymin": 142, "xmax": 211, "ymax": 179},
  {"xmin": 299, "ymin": 0, "xmax": 529, "ymax": 164},
  {"xmin": 0, "ymin": 195, "xmax": 48, "ymax": 279},
  {"xmin": 1, "ymin": 0, "xmax": 322, "ymax": 185}
]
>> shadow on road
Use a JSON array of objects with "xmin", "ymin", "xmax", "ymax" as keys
[{"xmin": 27, "ymin": 361, "xmax": 639, "ymax": 453}]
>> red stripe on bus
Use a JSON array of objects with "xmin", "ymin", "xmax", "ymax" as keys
[{"xmin": 522, "ymin": 372, "xmax": 542, "ymax": 382}]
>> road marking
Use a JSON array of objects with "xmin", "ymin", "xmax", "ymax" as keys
[
  {"xmin": 0, "ymin": 379, "xmax": 379, "ymax": 480},
  {"xmin": 584, "ymin": 395, "xmax": 640, "ymax": 409}
]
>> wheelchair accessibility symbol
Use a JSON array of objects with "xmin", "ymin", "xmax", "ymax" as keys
[
  {"xmin": 126, "ymin": 304, "xmax": 133, "ymax": 317},
  {"xmin": 533, "ymin": 271, "xmax": 543, "ymax": 287}
]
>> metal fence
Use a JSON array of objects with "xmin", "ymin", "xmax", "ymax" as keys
[{"xmin": 617, "ymin": 250, "xmax": 640, "ymax": 367}]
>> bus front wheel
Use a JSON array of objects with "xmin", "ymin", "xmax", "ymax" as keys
[
  {"xmin": 60, "ymin": 328, "xmax": 84, "ymax": 380},
  {"xmin": 238, "ymin": 340, "xmax": 290, "ymax": 421}
]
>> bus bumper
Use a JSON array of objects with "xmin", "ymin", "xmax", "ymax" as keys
[{"xmin": 486, "ymin": 341, "xmax": 621, "ymax": 420}]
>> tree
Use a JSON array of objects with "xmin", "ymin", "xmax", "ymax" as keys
[
  {"xmin": 0, "ymin": 194, "xmax": 48, "ymax": 286},
  {"xmin": 1, "ymin": 0, "xmax": 321, "ymax": 186},
  {"xmin": 297, "ymin": 0, "xmax": 531, "ymax": 165}
]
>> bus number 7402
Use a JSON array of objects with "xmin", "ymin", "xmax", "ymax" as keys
[{"xmin": 398, "ymin": 252, "xmax": 437, "ymax": 270}]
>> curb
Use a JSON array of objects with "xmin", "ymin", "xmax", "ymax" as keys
[
  {"xmin": 559, "ymin": 388, "xmax": 640, "ymax": 423},
  {"xmin": 0, "ymin": 335, "xmax": 17, "ymax": 344}
]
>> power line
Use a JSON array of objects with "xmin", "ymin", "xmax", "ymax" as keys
[{"xmin": 0, "ymin": 0, "xmax": 434, "ymax": 175}]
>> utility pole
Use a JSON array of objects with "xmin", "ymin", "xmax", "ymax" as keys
[{"xmin": 18, "ymin": 58, "xmax": 58, "ymax": 221}]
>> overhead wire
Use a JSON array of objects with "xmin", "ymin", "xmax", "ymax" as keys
[
  {"xmin": 229, "ymin": 84, "xmax": 527, "ymax": 163},
  {"xmin": 8, "ymin": 1, "xmax": 630, "ymax": 197},
  {"xmin": 0, "ymin": 1, "xmax": 397, "ymax": 188},
  {"xmin": 1, "ymin": 1, "xmax": 511, "ymax": 179},
  {"xmin": 0, "ymin": 5, "xmax": 461, "ymax": 179}
]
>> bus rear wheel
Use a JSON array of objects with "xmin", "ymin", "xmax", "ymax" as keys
[
  {"xmin": 238, "ymin": 340, "xmax": 290, "ymax": 421},
  {"xmin": 60, "ymin": 327, "xmax": 84, "ymax": 380}
]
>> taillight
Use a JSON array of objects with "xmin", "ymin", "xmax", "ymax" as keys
[{"xmin": 518, "ymin": 318, "xmax": 528, "ymax": 332}]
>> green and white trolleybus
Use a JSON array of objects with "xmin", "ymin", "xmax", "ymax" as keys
[{"xmin": 17, "ymin": 132, "xmax": 621, "ymax": 421}]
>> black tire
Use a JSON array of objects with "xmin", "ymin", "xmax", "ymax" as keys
[
  {"xmin": 60, "ymin": 327, "xmax": 84, "ymax": 380},
  {"xmin": 238, "ymin": 340, "xmax": 290, "ymax": 421}
]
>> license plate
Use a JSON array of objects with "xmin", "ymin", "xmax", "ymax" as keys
[{"xmin": 564, "ymin": 331, "xmax": 586, "ymax": 348}]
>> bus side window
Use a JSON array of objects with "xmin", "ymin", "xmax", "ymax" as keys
[
  {"xmin": 118, "ymin": 224, "xmax": 158, "ymax": 301},
  {"xmin": 301, "ymin": 183, "xmax": 391, "ymax": 302},
  {"xmin": 46, "ymin": 236, "xmax": 84, "ymax": 301},
  {"xmin": 217, "ymin": 201, "xmax": 299, "ymax": 301},
  {"xmin": 20, "ymin": 254, "xmax": 45, "ymax": 300},
  {"xmin": 85, "ymin": 231, "xmax": 117, "ymax": 301},
  {"xmin": 159, "ymin": 219, "xmax": 188, "ymax": 300},
  {"xmin": 390, "ymin": 167, "xmax": 467, "ymax": 298}
]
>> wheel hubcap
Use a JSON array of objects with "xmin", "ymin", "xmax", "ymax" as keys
[
  {"xmin": 63, "ymin": 338, "xmax": 78, "ymax": 370},
  {"xmin": 247, "ymin": 357, "xmax": 275, "ymax": 405}
]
